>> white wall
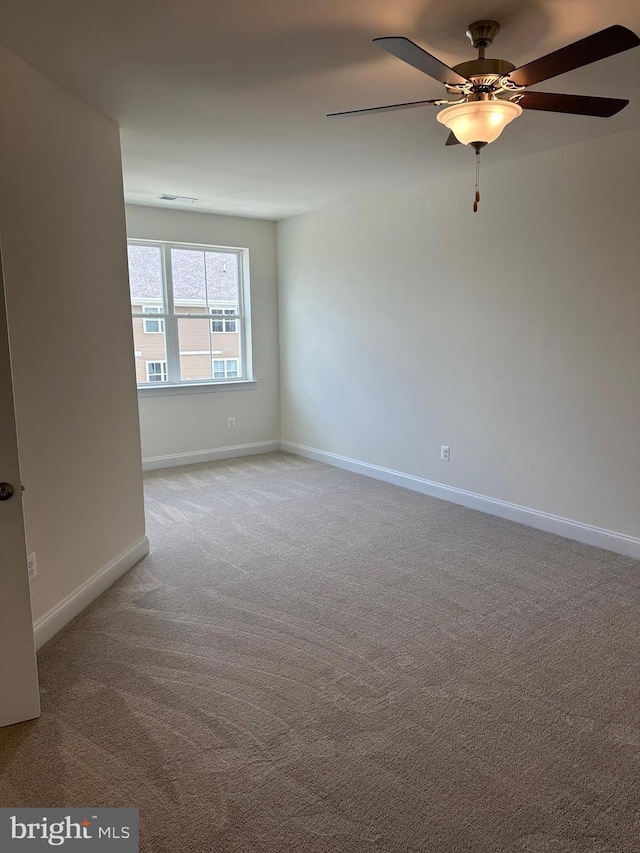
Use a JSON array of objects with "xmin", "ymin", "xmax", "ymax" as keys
[
  {"xmin": 0, "ymin": 48, "xmax": 147, "ymax": 624},
  {"xmin": 125, "ymin": 205, "xmax": 280, "ymax": 463},
  {"xmin": 277, "ymin": 129, "xmax": 640, "ymax": 541}
]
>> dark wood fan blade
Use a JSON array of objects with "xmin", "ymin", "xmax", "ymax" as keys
[
  {"xmin": 373, "ymin": 36, "xmax": 469, "ymax": 85},
  {"xmin": 327, "ymin": 99, "xmax": 443, "ymax": 118},
  {"xmin": 518, "ymin": 91, "xmax": 629, "ymax": 117},
  {"xmin": 509, "ymin": 25, "xmax": 640, "ymax": 87},
  {"xmin": 445, "ymin": 131, "xmax": 461, "ymax": 146}
]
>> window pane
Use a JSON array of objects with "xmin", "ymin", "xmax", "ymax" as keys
[
  {"xmin": 172, "ymin": 248, "xmax": 207, "ymax": 306},
  {"xmin": 211, "ymin": 304, "xmax": 243, "ymax": 379},
  {"xmin": 128, "ymin": 245, "xmax": 165, "ymax": 312},
  {"xmin": 177, "ymin": 317, "xmax": 242, "ymax": 381},
  {"xmin": 205, "ymin": 251, "xmax": 239, "ymax": 305},
  {"xmin": 210, "ymin": 309, "xmax": 241, "ymax": 375},
  {"xmin": 132, "ymin": 318, "xmax": 167, "ymax": 383},
  {"xmin": 172, "ymin": 247, "xmax": 240, "ymax": 314},
  {"xmin": 178, "ymin": 318, "xmax": 213, "ymax": 381}
]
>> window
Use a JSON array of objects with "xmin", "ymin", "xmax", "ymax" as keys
[
  {"xmin": 211, "ymin": 308, "xmax": 237, "ymax": 333},
  {"xmin": 143, "ymin": 306, "xmax": 165, "ymax": 334},
  {"xmin": 213, "ymin": 358, "xmax": 239, "ymax": 379},
  {"xmin": 146, "ymin": 361, "xmax": 167, "ymax": 382},
  {"xmin": 128, "ymin": 241, "xmax": 250, "ymax": 387}
]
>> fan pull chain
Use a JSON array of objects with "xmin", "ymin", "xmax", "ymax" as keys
[{"xmin": 473, "ymin": 146, "xmax": 481, "ymax": 213}]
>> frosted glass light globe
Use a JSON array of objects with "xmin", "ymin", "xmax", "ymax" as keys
[{"xmin": 437, "ymin": 100, "xmax": 523, "ymax": 145}]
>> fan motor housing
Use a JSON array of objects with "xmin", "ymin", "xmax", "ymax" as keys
[{"xmin": 449, "ymin": 58, "xmax": 516, "ymax": 92}]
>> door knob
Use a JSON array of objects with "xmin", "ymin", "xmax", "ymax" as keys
[{"xmin": 0, "ymin": 482, "xmax": 15, "ymax": 501}]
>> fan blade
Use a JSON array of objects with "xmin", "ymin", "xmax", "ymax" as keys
[
  {"xmin": 509, "ymin": 25, "xmax": 640, "ymax": 87},
  {"xmin": 445, "ymin": 131, "xmax": 461, "ymax": 146},
  {"xmin": 373, "ymin": 36, "xmax": 469, "ymax": 86},
  {"xmin": 518, "ymin": 91, "xmax": 629, "ymax": 117},
  {"xmin": 327, "ymin": 99, "xmax": 443, "ymax": 118}
]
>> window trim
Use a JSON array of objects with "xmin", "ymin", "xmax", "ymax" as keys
[{"xmin": 129, "ymin": 239, "xmax": 253, "ymax": 390}]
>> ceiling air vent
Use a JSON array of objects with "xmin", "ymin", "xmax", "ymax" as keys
[{"xmin": 158, "ymin": 194, "xmax": 198, "ymax": 203}]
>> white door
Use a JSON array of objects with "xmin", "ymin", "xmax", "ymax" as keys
[{"xmin": 0, "ymin": 248, "xmax": 40, "ymax": 727}]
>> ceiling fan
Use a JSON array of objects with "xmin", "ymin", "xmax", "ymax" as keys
[{"xmin": 328, "ymin": 22, "xmax": 640, "ymax": 209}]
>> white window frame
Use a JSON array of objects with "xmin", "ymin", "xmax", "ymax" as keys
[
  {"xmin": 143, "ymin": 305, "xmax": 165, "ymax": 334},
  {"xmin": 146, "ymin": 360, "xmax": 168, "ymax": 382},
  {"xmin": 129, "ymin": 239, "xmax": 253, "ymax": 391}
]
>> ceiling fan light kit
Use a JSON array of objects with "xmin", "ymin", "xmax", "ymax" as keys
[
  {"xmin": 328, "ymin": 21, "xmax": 640, "ymax": 211},
  {"xmin": 436, "ymin": 99, "xmax": 523, "ymax": 146}
]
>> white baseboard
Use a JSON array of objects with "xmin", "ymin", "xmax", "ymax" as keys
[
  {"xmin": 33, "ymin": 536, "xmax": 150, "ymax": 650},
  {"xmin": 281, "ymin": 441, "xmax": 640, "ymax": 561},
  {"xmin": 142, "ymin": 440, "xmax": 281, "ymax": 471}
]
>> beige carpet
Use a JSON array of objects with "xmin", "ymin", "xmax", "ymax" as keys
[{"xmin": 1, "ymin": 452, "xmax": 639, "ymax": 852}]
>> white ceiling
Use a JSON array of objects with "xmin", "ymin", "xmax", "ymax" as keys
[{"xmin": 1, "ymin": 0, "xmax": 639, "ymax": 219}]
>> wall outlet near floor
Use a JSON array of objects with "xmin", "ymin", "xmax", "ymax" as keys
[
  {"xmin": 27, "ymin": 552, "xmax": 37, "ymax": 580},
  {"xmin": 441, "ymin": 445, "xmax": 451, "ymax": 462},
  {"xmin": 228, "ymin": 417, "xmax": 236, "ymax": 429}
]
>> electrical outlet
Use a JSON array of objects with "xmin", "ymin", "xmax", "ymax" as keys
[
  {"xmin": 441, "ymin": 445, "xmax": 451, "ymax": 462},
  {"xmin": 27, "ymin": 552, "xmax": 37, "ymax": 580},
  {"xmin": 228, "ymin": 417, "xmax": 236, "ymax": 429}
]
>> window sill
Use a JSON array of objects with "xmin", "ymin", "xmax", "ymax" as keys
[{"xmin": 138, "ymin": 380, "xmax": 257, "ymax": 398}]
